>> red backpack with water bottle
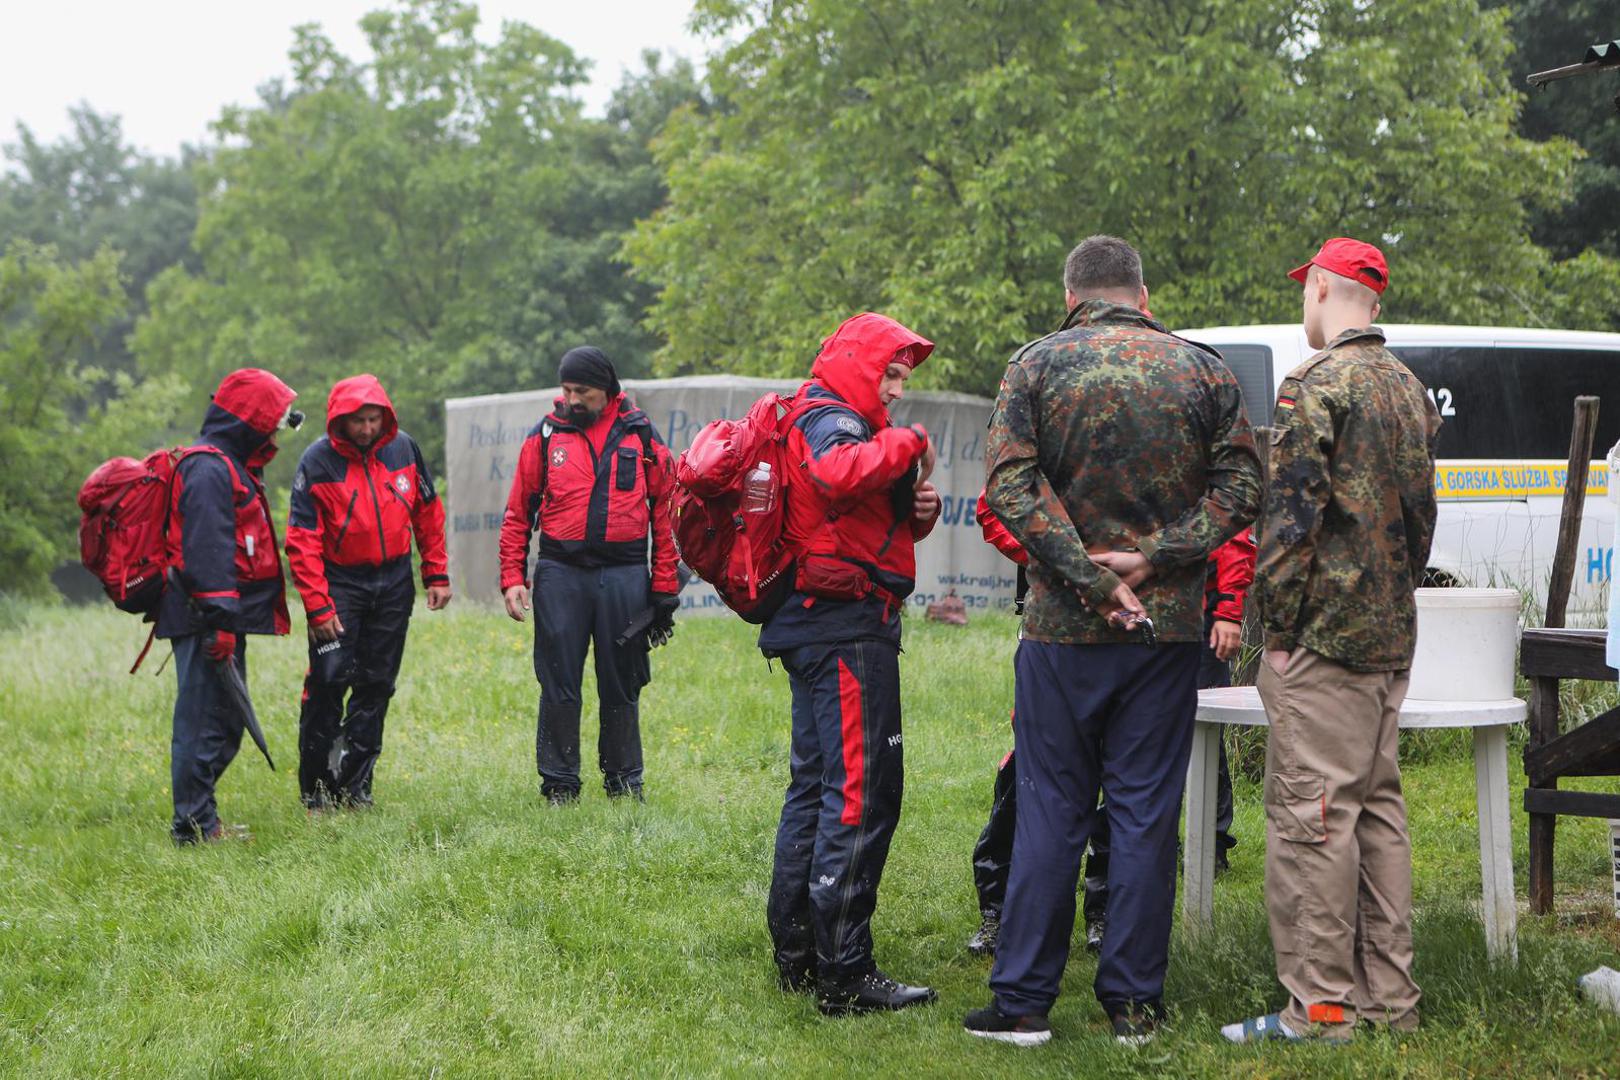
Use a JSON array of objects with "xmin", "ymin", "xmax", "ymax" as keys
[{"xmin": 671, "ymin": 391, "xmax": 835, "ymax": 623}]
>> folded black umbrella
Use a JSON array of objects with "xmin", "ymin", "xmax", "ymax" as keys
[{"xmin": 214, "ymin": 656, "xmax": 275, "ymax": 770}]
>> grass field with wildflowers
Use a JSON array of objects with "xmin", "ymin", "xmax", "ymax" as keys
[{"xmin": 2, "ymin": 601, "xmax": 1619, "ymax": 1078}]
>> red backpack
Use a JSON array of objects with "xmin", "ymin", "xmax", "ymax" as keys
[
  {"xmin": 672, "ymin": 392, "xmax": 831, "ymax": 623},
  {"xmin": 78, "ymin": 445, "xmax": 233, "ymax": 616}
]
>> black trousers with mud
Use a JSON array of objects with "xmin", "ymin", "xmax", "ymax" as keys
[
  {"xmin": 298, "ymin": 559, "xmax": 414, "ymax": 807},
  {"xmin": 531, "ymin": 559, "xmax": 651, "ymax": 797}
]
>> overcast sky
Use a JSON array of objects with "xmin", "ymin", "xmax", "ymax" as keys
[{"xmin": 1, "ymin": 1, "xmax": 709, "ymax": 160}]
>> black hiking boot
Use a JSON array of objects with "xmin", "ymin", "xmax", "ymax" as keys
[
  {"xmin": 816, "ymin": 968, "xmax": 937, "ymax": 1016},
  {"xmin": 966, "ymin": 910, "xmax": 1000, "ymax": 957}
]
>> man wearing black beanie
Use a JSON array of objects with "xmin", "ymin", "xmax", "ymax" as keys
[{"xmin": 497, "ymin": 347, "xmax": 679, "ymax": 803}]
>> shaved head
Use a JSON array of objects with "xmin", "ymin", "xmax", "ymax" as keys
[{"xmin": 1302, "ymin": 264, "xmax": 1382, "ymax": 349}]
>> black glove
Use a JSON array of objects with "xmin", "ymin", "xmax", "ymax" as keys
[{"xmin": 649, "ymin": 592, "xmax": 680, "ymax": 648}]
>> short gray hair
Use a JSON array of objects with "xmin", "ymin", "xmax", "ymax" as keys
[{"xmin": 1063, "ymin": 235, "xmax": 1143, "ymax": 297}]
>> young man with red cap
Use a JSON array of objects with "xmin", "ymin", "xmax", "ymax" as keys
[
  {"xmin": 760, "ymin": 312, "xmax": 942, "ymax": 1016},
  {"xmin": 1224, "ymin": 238, "xmax": 1440, "ymax": 1044},
  {"xmin": 156, "ymin": 367, "xmax": 300, "ymax": 844},
  {"xmin": 286, "ymin": 374, "xmax": 451, "ymax": 811},
  {"xmin": 499, "ymin": 347, "xmax": 678, "ymax": 804}
]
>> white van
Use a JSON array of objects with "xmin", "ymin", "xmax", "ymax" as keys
[{"xmin": 1176, "ymin": 323, "xmax": 1620, "ymax": 621}]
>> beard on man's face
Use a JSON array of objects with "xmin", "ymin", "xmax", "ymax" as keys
[{"xmin": 568, "ymin": 402, "xmax": 601, "ymax": 426}]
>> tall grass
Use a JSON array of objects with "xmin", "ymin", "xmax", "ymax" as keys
[{"xmin": 1, "ymin": 602, "xmax": 1618, "ymax": 1077}]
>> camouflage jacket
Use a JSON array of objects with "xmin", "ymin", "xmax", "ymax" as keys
[
  {"xmin": 1252, "ymin": 326, "xmax": 1441, "ymax": 671},
  {"xmin": 984, "ymin": 299, "xmax": 1261, "ymax": 644}
]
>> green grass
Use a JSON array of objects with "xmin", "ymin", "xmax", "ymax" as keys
[{"xmin": 2, "ymin": 603, "xmax": 1619, "ymax": 1078}]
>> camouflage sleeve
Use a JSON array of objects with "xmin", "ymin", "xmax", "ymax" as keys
[
  {"xmin": 984, "ymin": 358, "xmax": 1122, "ymax": 608},
  {"xmin": 1253, "ymin": 377, "xmax": 1334, "ymax": 653},
  {"xmin": 1135, "ymin": 372, "xmax": 1260, "ymax": 571},
  {"xmin": 1404, "ymin": 398, "xmax": 1443, "ymax": 584}
]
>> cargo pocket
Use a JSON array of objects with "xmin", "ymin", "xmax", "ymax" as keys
[{"xmin": 1267, "ymin": 772, "xmax": 1326, "ymax": 843}]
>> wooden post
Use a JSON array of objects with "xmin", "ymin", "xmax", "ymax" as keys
[
  {"xmin": 1527, "ymin": 675, "xmax": 1561, "ymax": 915},
  {"xmin": 1529, "ymin": 395, "xmax": 1600, "ymax": 912},
  {"xmin": 1544, "ymin": 396, "xmax": 1600, "ymax": 629}
]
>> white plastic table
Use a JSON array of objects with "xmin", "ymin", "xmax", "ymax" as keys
[{"xmin": 1186, "ymin": 685, "xmax": 1527, "ymax": 962}]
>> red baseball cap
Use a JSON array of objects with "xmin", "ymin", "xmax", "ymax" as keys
[{"xmin": 1288, "ymin": 237, "xmax": 1388, "ymax": 294}]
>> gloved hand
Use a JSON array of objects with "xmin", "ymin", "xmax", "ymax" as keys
[
  {"xmin": 205, "ymin": 629, "xmax": 237, "ymax": 662},
  {"xmin": 649, "ymin": 592, "xmax": 680, "ymax": 648}
]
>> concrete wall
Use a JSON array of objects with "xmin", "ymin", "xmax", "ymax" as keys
[{"xmin": 443, "ymin": 376, "xmax": 1015, "ymax": 615}]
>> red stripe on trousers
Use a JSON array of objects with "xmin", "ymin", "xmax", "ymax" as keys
[{"xmin": 837, "ymin": 657, "xmax": 865, "ymax": 826}]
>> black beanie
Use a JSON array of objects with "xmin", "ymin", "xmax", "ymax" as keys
[{"xmin": 558, "ymin": 346, "xmax": 619, "ymax": 397}]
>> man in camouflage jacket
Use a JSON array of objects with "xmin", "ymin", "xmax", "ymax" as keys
[
  {"xmin": 964, "ymin": 235, "xmax": 1260, "ymax": 1046},
  {"xmin": 1224, "ymin": 238, "xmax": 1440, "ymax": 1045}
]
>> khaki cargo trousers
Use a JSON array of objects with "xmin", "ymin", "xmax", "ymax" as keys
[{"xmin": 1257, "ymin": 647, "xmax": 1421, "ymax": 1037}]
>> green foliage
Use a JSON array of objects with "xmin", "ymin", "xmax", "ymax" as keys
[
  {"xmin": 1491, "ymin": 0, "xmax": 1620, "ymax": 262},
  {"xmin": 3, "ymin": 605, "xmax": 1620, "ymax": 1075},
  {"xmin": 630, "ymin": 0, "xmax": 1620, "ymax": 394},
  {"xmin": 0, "ymin": 242, "xmax": 188, "ymax": 595},
  {"xmin": 134, "ymin": 0, "xmax": 702, "ymax": 473},
  {"xmin": 0, "ymin": 107, "xmax": 201, "ymax": 378}
]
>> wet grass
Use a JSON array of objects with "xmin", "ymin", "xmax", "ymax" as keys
[{"xmin": 1, "ymin": 603, "xmax": 1618, "ymax": 1077}]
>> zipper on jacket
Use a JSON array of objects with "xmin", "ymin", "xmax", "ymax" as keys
[
  {"xmin": 362, "ymin": 453, "xmax": 389, "ymax": 561},
  {"xmin": 333, "ymin": 490, "xmax": 359, "ymax": 550}
]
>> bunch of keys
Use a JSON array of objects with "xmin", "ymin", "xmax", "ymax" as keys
[{"xmin": 1113, "ymin": 611, "xmax": 1157, "ymax": 647}]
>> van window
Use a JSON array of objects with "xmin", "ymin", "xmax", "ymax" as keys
[
  {"xmin": 1388, "ymin": 346, "xmax": 1518, "ymax": 459},
  {"xmin": 1505, "ymin": 349, "xmax": 1620, "ymax": 458},
  {"xmin": 1211, "ymin": 344, "xmax": 1274, "ymax": 425}
]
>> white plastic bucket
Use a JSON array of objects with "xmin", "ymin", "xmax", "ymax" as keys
[{"xmin": 1409, "ymin": 588, "xmax": 1520, "ymax": 701}]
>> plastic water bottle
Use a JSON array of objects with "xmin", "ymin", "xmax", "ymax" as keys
[
  {"xmin": 1579, "ymin": 966, "xmax": 1620, "ymax": 1014},
  {"xmin": 742, "ymin": 461, "xmax": 774, "ymax": 515}
]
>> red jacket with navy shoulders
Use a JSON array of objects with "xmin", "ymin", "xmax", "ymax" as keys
[
  {"xmin": 498, "ymin": 394, "xmax": 678, "ymax": 593},
  {"xmin": 285, "ymin": 375, "xmax": 449, "ymax": 623},
  {"xmin": 156, "ymin": 368, "xmax": 296, "ymax": 640},
  {"xmin": 757, "ymin": 313, "xmax": 939, "ymax": 652}
]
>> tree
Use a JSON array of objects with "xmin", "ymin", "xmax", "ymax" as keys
[
  {"xmin": 134, "ymin": 0, "xmax": 702, "ymax": 472},
  {"xmin": 1489, "ymin": 0, "xmax": 1620, "ymax": 261},
  {"xmin": 0, "ymin": 241, "xmax": 187, "ymax": 595},
  {"xmin": 629, "ymin": 0, "xmax": 1620, "ymax": 394},
  {"xmin": 0, "ymin": 107, "xmax": 201, "ymax": 379}
]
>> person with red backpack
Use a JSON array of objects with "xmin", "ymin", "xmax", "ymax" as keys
[
  {"xmin": 498, "ymin": 347, "xmax": 678, "ymax": 804},
  {"xmin": 758, "ymin": 312, "xmax": 942, "ymax": 1017},
  {"xmin": 156, "ymin": 367, "xmax": 300, "ymax": 845},
  {"xmin": 285, "ymin": 374, "xmax": 451, "ymax": 812}
]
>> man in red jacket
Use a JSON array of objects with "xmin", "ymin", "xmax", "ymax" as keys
[
  {"xmin": 759, "ymin": 313, "xmax": 942, "ymax": 1017},
  {"xmin": 499, "ymin": 347, "xmax": 678, "ymax": 804},
  {"xmin": 286, "ymin": 374, "xmax": 450, "ymax": 810},
  {"xmin": 158, "ymin": 367, "xmax": 299, "ymax": 844}
]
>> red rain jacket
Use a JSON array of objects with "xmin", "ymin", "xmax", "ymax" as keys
[
  {"xmin": 156, "ymin": 368, "xmax": 296, "ymax": 639},
  {"xmin": 498, "ymin": 393, "xmax": 678, "ymax": 593},
  {"xmin": 1206, "ymin": 527, "xmax": 1255, "ymax": 623},
  {"xmin": 285, "ymin": 375, "xmax": 449, "ymax": 623},
  {"xmin": 758, "ymin": 313, "xmax": 938, "ymax": 650}
]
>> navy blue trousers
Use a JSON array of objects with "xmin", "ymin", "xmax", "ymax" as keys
[
  {"xmin": 170, "ymin": 633, "xmax": 247, "ymax": 841},
  {"xmin": 767, "ymin": 639, "xmax": 904, "ymax": 980},
  {"xmin": 532, "ymin": 559, "xmax": 651, "ymax": 796},
  {"xmin": 298, "ymin": 559, "xmax": 415, "ymax": 807},
  {"xmin": 990, "ymin": 640, "xmax": 1199, "ymax": 1015}
]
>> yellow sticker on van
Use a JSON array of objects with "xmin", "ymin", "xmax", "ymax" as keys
[{"xmin": 1433, "ymin": 460, "xmax": 1607, "ymax": 500}]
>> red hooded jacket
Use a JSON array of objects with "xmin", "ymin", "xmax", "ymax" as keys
[
  {"xmin": 285, "ymin": 375, "xmax": 449, "ymax": 623},
  {"xmin": 498, "ymin": 393, "xmax": 678, "ymax": 593},
  {"xmin": 758, "ymin": 313, "xmax": 939, "ymax": 651},
  {"xmin": 156, "ymin": 368, "xmax": 296, "ymax": 639}
]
